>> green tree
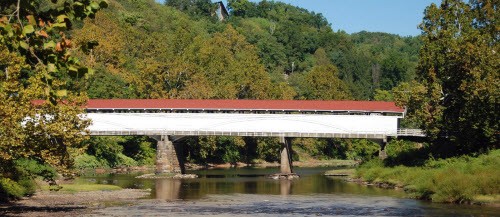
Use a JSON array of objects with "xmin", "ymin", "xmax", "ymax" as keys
[
  {"xmin": 373, "ymin": 89, "xmax": 394, "ymax": 101},
  {"xmin": 295, "ymin": 64, "xmax": 352, "ymax": 100},
  {"xmin": 227, "ymin": 0, "xmax": 257, "ymax": 18},
  {"xmin": 405, "ymin": 0, "xmax": 499, "ymax": 153},
  {"xmin": 165, "ymin": 0, "xmax": 216, "ymax": 20},
  {"xmin": 256, "ymin": 137, "xmax": 281, "ymax": 162},
  {"xmin": 234, "ymin": 18, "xmax": 287, "ymax": 73},
  {"xmin": 180, "ymin": 25, "xmax": 273, "ymax": 99},
  {"xmin": 380, "ymin": 51, "xmax": 410, "ymax": 90},
  {"xmin": 0, "ymin": 0, "xmax": 106, "ymax": 200}
]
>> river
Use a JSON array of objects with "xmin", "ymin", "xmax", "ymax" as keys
[{"xmin": 80, "ymin": 167, "xmax": 499, "ymax": 216}]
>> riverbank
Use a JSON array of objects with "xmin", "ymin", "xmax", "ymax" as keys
[
  {"xmin": 3, "ymin": 161, "xmax": 498, "ymax": 216},
  {"xmin": 194, "ymin": 159, "xmax": 359, "ymax": 170},
  {"xmin": 0, "ymin": 188, "xmax": 150, "ymax": 216},
  {"xmin": 353, "ymin": 150, "xmax": 500, "ymax": 205},
  {"xmin": 79, "ymin": 159, "xmax": 359, "ymax": 174}
]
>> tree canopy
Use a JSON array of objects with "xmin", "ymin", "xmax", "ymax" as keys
[
  {"xmin": 0, "ymin": 0, "xmax": 106, "ymax": 200},
  {"xmin": 397, "ymin": 0, "xmax": 499, "ymax": 153}
]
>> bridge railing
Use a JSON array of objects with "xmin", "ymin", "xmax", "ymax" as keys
[
  {"xmin": 89, "ymin": 129, "xmax": 426, "ymax": 138},
  {"xmin": 89, "ymin": 129, "xmax": 394, "ymax": 139},
  {"xmin": 397, "ymin": 129, "xmax": 426, "ymax": 137}
]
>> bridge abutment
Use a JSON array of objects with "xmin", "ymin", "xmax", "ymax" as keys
[{"xmin": 154, "ymin": 135, "xmax": 185, "ymax": 174}]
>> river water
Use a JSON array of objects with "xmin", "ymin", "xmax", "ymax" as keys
[{"xmin": 81, "ymin": 167, "xmax": 499, "ymax": 216}]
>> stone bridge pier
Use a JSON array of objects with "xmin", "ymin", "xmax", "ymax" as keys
[{"xmin": 152, "ymin": 135, "xmax": 185, "ymax": 174}]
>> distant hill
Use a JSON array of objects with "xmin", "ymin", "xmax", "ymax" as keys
[{"xmin": 72, "ymin": 0, "xmax": 421, "ymax": 100}]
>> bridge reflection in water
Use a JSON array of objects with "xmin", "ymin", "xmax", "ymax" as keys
[
  {"xmin": 155, "ymin": 179, "xmax": 296, "ymax": 200},
  {"xmin": 155, "ymin": 179, "xmax": 182, "ymax": 201},
  {"xmin": 149, "ymin": 167, "xmax": 404, "ymax": 200}
]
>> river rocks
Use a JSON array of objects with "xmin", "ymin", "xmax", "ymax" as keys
[
  {"xmin": 267, "ymin": 173, "xmax": 300, "ymax": 180},
  {"xmin": 346, "ymin": 177, "xmax": 402, "ymax": 189},
  {"xmin": 135, "ymin": 173, "xmax": 198, "ymax": 179},
  {"xmin": 3, "ymin": 189, "xmax": 150, "ymax": 216},
  {"xmin": 172, "ymin": 174, "xmax": 198, "ymax": 179}
]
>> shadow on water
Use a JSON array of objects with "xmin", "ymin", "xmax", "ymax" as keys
[{"xmin": 81, "ymin": 167, "xmax": 500, "ymax": 216}]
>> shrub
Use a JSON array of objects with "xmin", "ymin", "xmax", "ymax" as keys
[
  {"xmin": 431, "ymin": 170, "xmax": 476, "ymax": 203},
  {"xmin": 256, "ymin": 137, "xmax": 281, "ymax": 162},
  {"xmin": 344, "ymin": 139, "xmax": 380, "ymax": 161},
  {"xmin": 119, "ymin": 136, "xmax": 156, "ymax": 165},
  {"xmin": 356, "ymin": 150, "xmax": 500, "ymax": 204},
  {"xmin": 293, "ymin": 138, "xmax": 332, "ymax": 159},
  {"xmin": 385, "ymin": 139, "xmax": 420, "ymax": 158},
  {"xmin": 85, "ymin": 137, "xmax": 125, "ymax": 167},
  {"xmin": 74, "ymin": 154, "xmax": 109, "ymax": 170},
  {"xmin": 14, "ymin": 159, "xmax": 57, "ymax": 182},
  {"xmin": 13, "ymin": 159, "xmax": 58, "ymax": 196},
  {"xmin": 116, "ymin": 153, "xmax": 138, "ymax": 167},
  {"xmin": 0, "ymin": 178, "xmax": 25, "ymax": 201}
]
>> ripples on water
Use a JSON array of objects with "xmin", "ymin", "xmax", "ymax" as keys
[{"xmin": 83, "ymin": 167, "xmax": 500, "ymax": 216}]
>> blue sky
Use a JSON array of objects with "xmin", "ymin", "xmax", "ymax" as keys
[
  {"xmin": 159, "ymin": 0, "xmax": 442, "ymax": 36},
  {"xmin": 266, "ymin": 0, "xmax": 441, "ymax": 36}
]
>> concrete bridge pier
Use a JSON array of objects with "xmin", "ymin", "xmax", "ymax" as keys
[
  {"xmin": 269, "ymin": 137, "xmax": 298, "ymax": 179},
  {"xmin": 280, "ymin": 137, "xmax": 293, "ymax": 174},
  {"xmin": 152, "ymin": 135, "xmax": 185, "ymax": 174}
]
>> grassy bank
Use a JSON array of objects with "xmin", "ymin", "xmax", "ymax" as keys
[
  {"xmin": 324, "ymin": 168, "xmax": 355, "ymax": 176},
  {"xmin": 355, "ymin": 149, "xmax": 500, "ymax": 204}
]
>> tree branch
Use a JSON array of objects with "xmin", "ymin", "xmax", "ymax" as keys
[{"xmin": 16, "ymin": 0, "xmax": 23, "ymax": 28}]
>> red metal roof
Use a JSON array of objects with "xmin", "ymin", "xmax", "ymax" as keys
[{"xmin": 82, "ymin": 99, "xmax": 404, "ymax": 113}]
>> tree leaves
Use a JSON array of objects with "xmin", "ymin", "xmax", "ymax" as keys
[
  {"xmin": 22, "ymin": 25, "xmax": 35, "ymax": 35},
  {"xmin": 43, "ymin": 41, "xmax": 57, "ymax": 49},
  {"xmin": 401, "ymin": 0, "xmax": 499, "ymax": 153},
  {"xmin": 0, "ymin": 0, "xmax": 105, "ymax": 189},
  {"xmin": 293, "ymin": 64, "xmax": 352, "ymax": 100},
  {"xmin": 19, "ymin": 41, "xmax": 29, "ymax": 50}
]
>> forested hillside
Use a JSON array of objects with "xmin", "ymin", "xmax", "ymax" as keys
[
  {"xmin": 73, "ymin": 0, "xmax": 420, "ymax": 101},
  {"xmin": 64, "ymin": 0, "xmax": 424, "ymax": 167}
]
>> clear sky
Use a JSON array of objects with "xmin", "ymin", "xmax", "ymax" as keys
[
  {"xmin": 213, "ymin": 0, "xmax": 439, "ymax": 36},
  {"xmin": 268, "ymin": 0, "xmax": 441, "ymax": 36}
]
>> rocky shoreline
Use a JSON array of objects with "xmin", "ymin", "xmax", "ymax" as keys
[
  {"xmin": 135, "ymin": 173, "xmax": 198, "ymax": 179},
  {"xmin": 80, "ymin": 160, "xmax": 359, "ymax": 176},
  {"xmin": 0, "ymin": 189, "xmax": 150, "ymax": 217},
  {"xmin": 194, "ymin": 160, "xmax": 359, "ymax": 169},
  {"xmin": 345, "ymin": 177, "xmax": 403, "ymax": 189}
]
